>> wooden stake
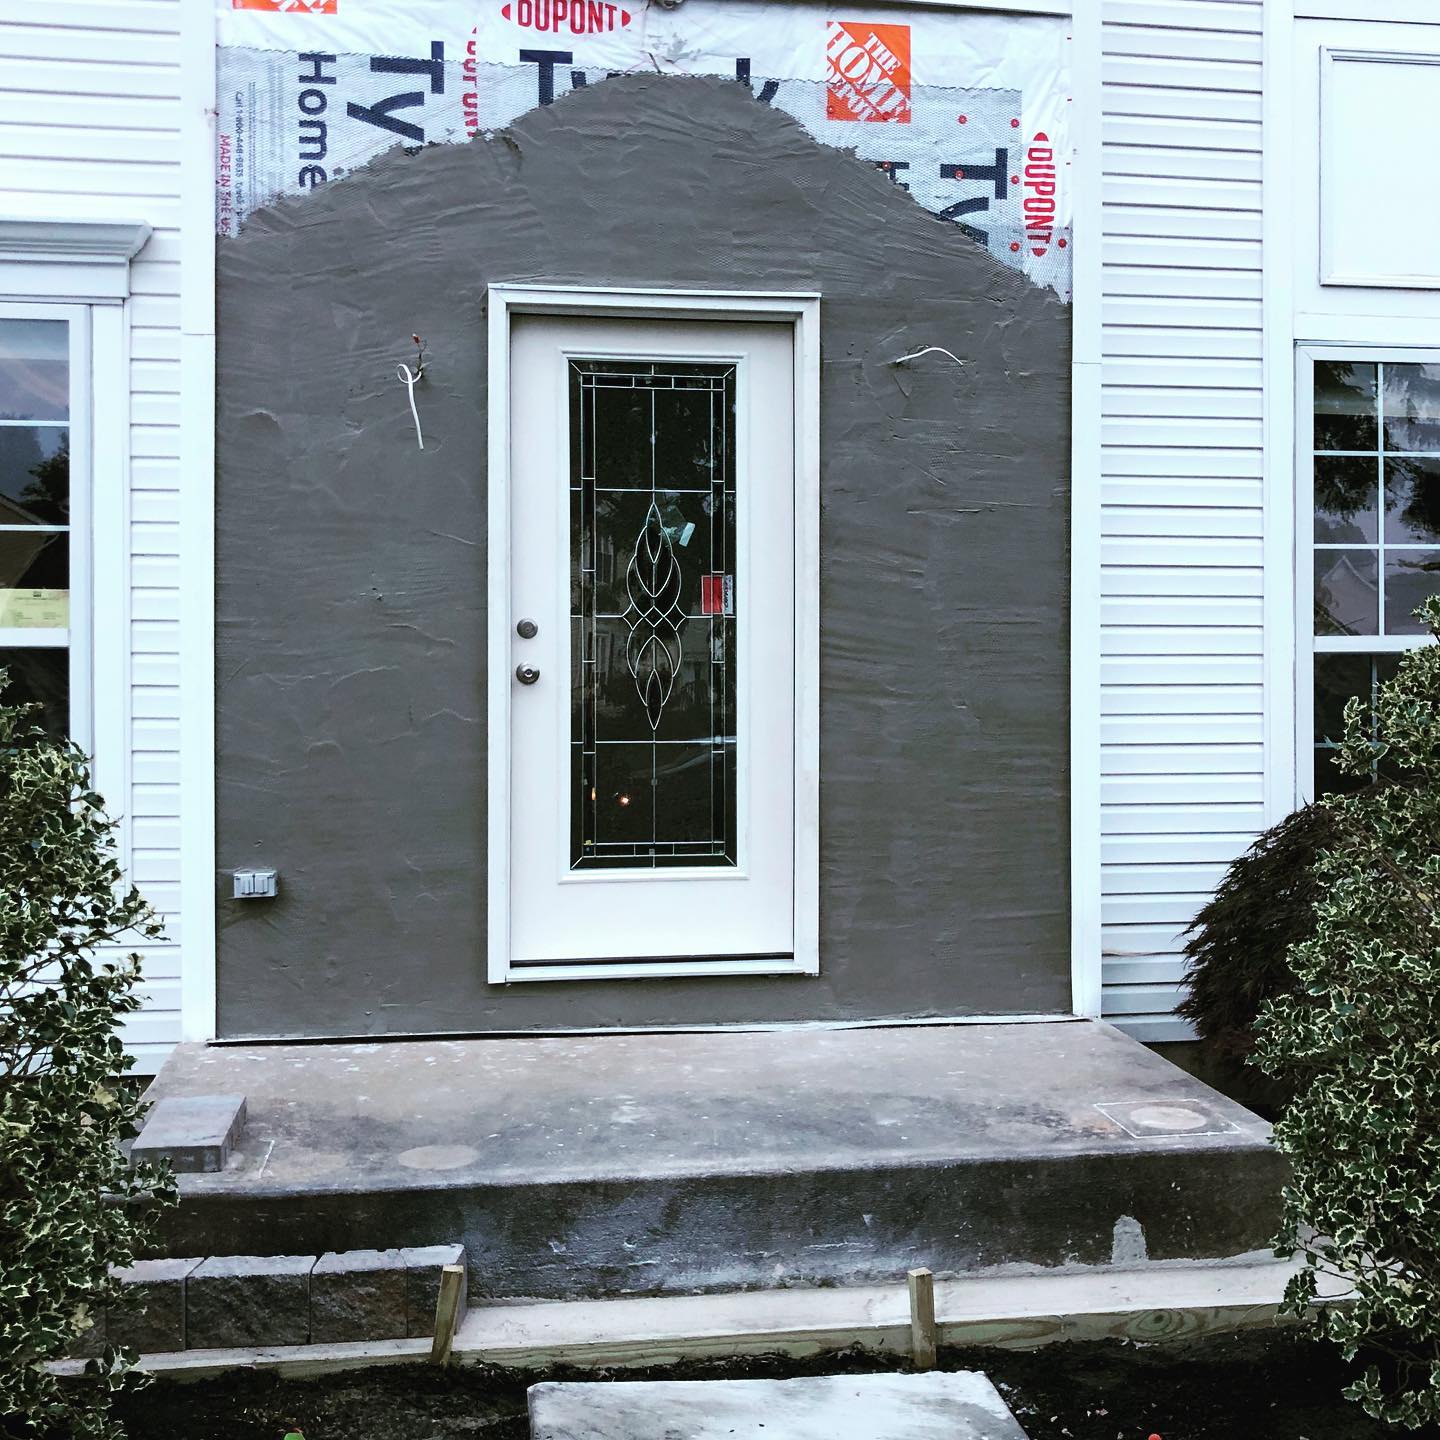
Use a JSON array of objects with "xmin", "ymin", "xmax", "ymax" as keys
[
  {"xmin": 430, "ymin": 1264, "xmax": 466, "ymax": 1366},
  {"xmin": 907, "ymin": 1267, "xmax": 937, "ymax": 1370}
]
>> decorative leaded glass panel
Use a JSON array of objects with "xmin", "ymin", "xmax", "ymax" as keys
[{"xmin": 569, "ymin": 360, "xmax": 737, "ymax": 870}]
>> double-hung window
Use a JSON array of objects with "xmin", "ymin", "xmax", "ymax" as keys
[
  {"xmin": 1305, "ymin": 353, "xmax": 1440, "ymax": 798},
  {"xmin": 0, "ymin": 306, "xmax": 90, "ymax": 746}
]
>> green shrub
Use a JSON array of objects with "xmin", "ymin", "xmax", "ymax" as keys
[
  {"xmin": 0, "ymin": 676, "xmax": 173, "ymax": 1438},
  {"xmin": 1254, "ymin": 596, "xmax": 1440, "ymax": 1428},
  {"xmin": 1178, "ymin": 800, "xmax": 1342, "ymax": 1064}
]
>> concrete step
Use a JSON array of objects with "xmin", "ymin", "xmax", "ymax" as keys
[
  {"xmin": 143, "ymin": 1020, "xmax": 1285, "ymax": 1300},
  {"xmin": 527, "ymin": 1373, "xmax": 1031, "ymax": 1440}
]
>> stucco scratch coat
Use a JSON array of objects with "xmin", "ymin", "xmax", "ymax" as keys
[{"xmin": 215, "ymin": 73, "xmax": 1071, "ymax": 1038}]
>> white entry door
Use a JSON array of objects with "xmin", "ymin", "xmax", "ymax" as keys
[{"xmin": 505, "ymin": 314, "xmax": 796, "ymax": 972}]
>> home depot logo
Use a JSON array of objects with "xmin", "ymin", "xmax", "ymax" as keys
[
  {"xmin": 500, "ymin": 0, "xmax": 632, "ymax": 32},
  {"xmin": 826, "ymin": 22, "xmax": 911, "ymax": 124},
  {"xmin": 231, "ymin": 0, "xmax": 337, "ymax": 12}
]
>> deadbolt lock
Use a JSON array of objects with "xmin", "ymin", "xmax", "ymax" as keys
[{"xmin": 516, "ymin": 618, "xmax": 538, "ymax": 639}]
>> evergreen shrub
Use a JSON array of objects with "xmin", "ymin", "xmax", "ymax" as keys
[{"xmin": 0, "ymin": 677, "xmax": 173, "ymax": 1439}]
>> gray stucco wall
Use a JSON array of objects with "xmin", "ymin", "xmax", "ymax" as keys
[{"xmin": 215, "ymin": 73, "xmax": 1071, "ymax": 1039}]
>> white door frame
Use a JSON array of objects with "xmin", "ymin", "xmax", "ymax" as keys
[{"xmin": 486, "ymin": 285, "xmax": 820, "ymax": 985}]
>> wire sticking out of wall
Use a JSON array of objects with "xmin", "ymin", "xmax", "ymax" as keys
[
  {"xmin": 396, "ymin": 334, "xmax": 428, "ymax": 450},
  {"xmin": 890, "ymin": 346, "xmax": 966, "ymax": 369}
]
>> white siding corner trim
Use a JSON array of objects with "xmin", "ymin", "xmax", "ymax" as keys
[
  {"xmin": 0, "ymin": 4, "xmax": 197, "ymax": 1072},
  {"xmin": 1097, "ymin": 0, "xmax": 1264, "ymax": 1041}
]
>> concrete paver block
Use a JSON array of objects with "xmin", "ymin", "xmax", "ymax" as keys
[
  {"xmin": 528, "ymin": 1372, "xmax": 1031, "ymax": 1439},
  {"xmin": 131, "ymin": 1094, "xmax": 247, "ymax": 1173},
  {"xmin": 401, "ymin": 1244, "xmax": 466, "ymax": 1338},
  {"xmin": 311, "ymin": 1248, "xmax": 408, "ymax": 1343},
  {"xmin": 186, "ymin": 1254, "xmax": 313, "ymax": 1348},
  {"xmin": 108, "ymin": 1257, "xmax": 200, "ymax": 1354}
]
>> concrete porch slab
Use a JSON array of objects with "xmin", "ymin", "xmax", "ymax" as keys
[
  {"xmin": 144, "ymin": 1020, "xmax": 1284, "ymax": 1299},
  {"xmin": 527, "ymin": 1373, "xmax": 1031, "ymax": 1440}
]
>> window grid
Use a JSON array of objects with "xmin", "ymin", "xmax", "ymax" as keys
[
  {"xmin": 0, "ymin": 307, "xmax": 84, "ymax": 741},
  {"xmin": 1310, "ymin": 355, "xmax": 1440, "ymax": 798}
]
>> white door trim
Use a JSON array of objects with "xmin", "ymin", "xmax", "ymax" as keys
[
  {"xmin": 486, "ymin": 285, "xmax": 820, "ymax": 986},
  {"xmin": 1067, "ymin": 0, "xmax": 1101, "ymax": 1019}
]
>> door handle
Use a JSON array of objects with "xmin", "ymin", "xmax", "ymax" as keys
[{"xmin": 515, "ymin": 664, "xmax": 541, "ymax": 686}]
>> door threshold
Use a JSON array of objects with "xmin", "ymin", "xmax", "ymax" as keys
[{"xmin": 207, "ymin": 1013, "xmax": 1087, "ymax": 1048}]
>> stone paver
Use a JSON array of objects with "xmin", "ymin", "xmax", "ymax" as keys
[
  {"xmin": 402, "ymin": 1244, "xmax": 466, "ymax": 1338},
  {"xmin": 528, "ymin": 1372, "xmax": 1030, "ymax": 1440},
  {"xmin": 108, "ymin": 1257, "xmax": 200, "ymax": 1353},
  {"xmin": 311, "ymin": 1249, "xmax": 408, "ymax": 1343},
  {"xmin": 186, "ymin": 1254, "xmax": 313, "ymax": 1348},
  {"xmin": 131, "ymin": 1094, "xmax": 247, "ymax": 1174}
]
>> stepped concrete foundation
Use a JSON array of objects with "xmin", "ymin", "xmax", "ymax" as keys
[{"xmin": 142, "ymin": 1021, "xmax": 1284, "ymax": 1301}]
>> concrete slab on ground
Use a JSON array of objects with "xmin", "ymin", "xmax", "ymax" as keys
[
  {"xmin": 527, "ymin": 1373, "xmax": 1030, "ymax": 1440},
  {"xmin": 144, "ymin": 1021, "xmax": 1284, "ymax": 1298}
]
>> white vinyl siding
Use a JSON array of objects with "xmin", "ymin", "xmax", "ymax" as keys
[
  {"xmin": 0, "ymin": 2, "xmax": 186, "ymax": 1071},
  {"xmin": 1098, "ymin": 0, "xmax": 1265, "ymax": 1040}
]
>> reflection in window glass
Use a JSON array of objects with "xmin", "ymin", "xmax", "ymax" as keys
[
  {"xmin": 0, "ymin": 647, "xmax": 67, "ymax": 737},
  {"xmin": 1314, "ymin": 360, "xmax": 1377, "ymax": 451},
  {"xmin": 1314, "ymin": 454, "xmax": 1378, "ymax": 543},
  {"xmin": 1312, "ymin": 355, "xmax": 1440, "ymax": 799},
  {"xmin": 1384, "ymin": 551, "xmax": 1440, "ymax": 634},
  {"xmin": 0, "ymin": 319, "xmax": 67, "ymax": 422},
  {"xmin": 1313, "ymin": 653, "xmax": 1401, "ymax": 799},
  {"xmin": 1383, "ymin": 363, "xmax": 1440, "ymax": 453},
  {"xmin": 0, "ymin": 531, "xmax": 67, "ymax": 628},
  {"xmin": 0, "ymin": 426, "xmax": 68, "ymax": 523},
  {"xmin": 1313, "ymin": 358, "xmax": 1440, "ymax": 637},
  {"xmin": 0, "ymin": 315, "xmax": 72, "ymax": 740},
  {"xmin": 1384, "ymin": 456, "xmax": 1440, "ymax": 544},
  {"xmin": 1314, "ymin": 549, "xmax": 1378, "ymax": 636}
]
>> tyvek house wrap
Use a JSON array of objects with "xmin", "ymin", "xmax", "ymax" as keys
[{"xmin": 216, "ymin": 0, "xmax": 1073, "ymax": 300}]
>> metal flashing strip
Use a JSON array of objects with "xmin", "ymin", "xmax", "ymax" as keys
[{"xmin": 205, "ymin": 1013, "xmax": 1088, "ymax": 1047}]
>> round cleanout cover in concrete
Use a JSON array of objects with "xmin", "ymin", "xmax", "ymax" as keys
[{"xmin": 527, "ymin": 1371, "xmax": 1030, "ymax": 1440}]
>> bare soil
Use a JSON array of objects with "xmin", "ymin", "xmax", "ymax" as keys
[{"xmin": 113, "ymin": 1329, "xmax": 1434, "ymax": 1440}]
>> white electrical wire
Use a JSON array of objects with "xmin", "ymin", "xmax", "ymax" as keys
[
  {"xmin": 890, "ymin": 346, "xmax": 966, "ymax": 368},
  {"xmin": 396, "ymin": 361, "xmax": 425, "ymax": 450}
]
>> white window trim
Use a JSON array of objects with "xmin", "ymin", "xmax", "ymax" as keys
[
  {"xmin": 1295, "ymin": 343, "xmax": 1440, "ymax": 805},
  {"xmin": 0, "ymin": 226, "xmax": 142, "ymax": 871},
  {"xmin": 0, "ymin": 301, "xmax": 91, "ymax": 753},
  {"xmin": 0, "ymin": 220, "xmax": 150, "ymax": 303},
  {"xmin": 485, "ymin": 284, "xmax": 820, "ymax": 986}
]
